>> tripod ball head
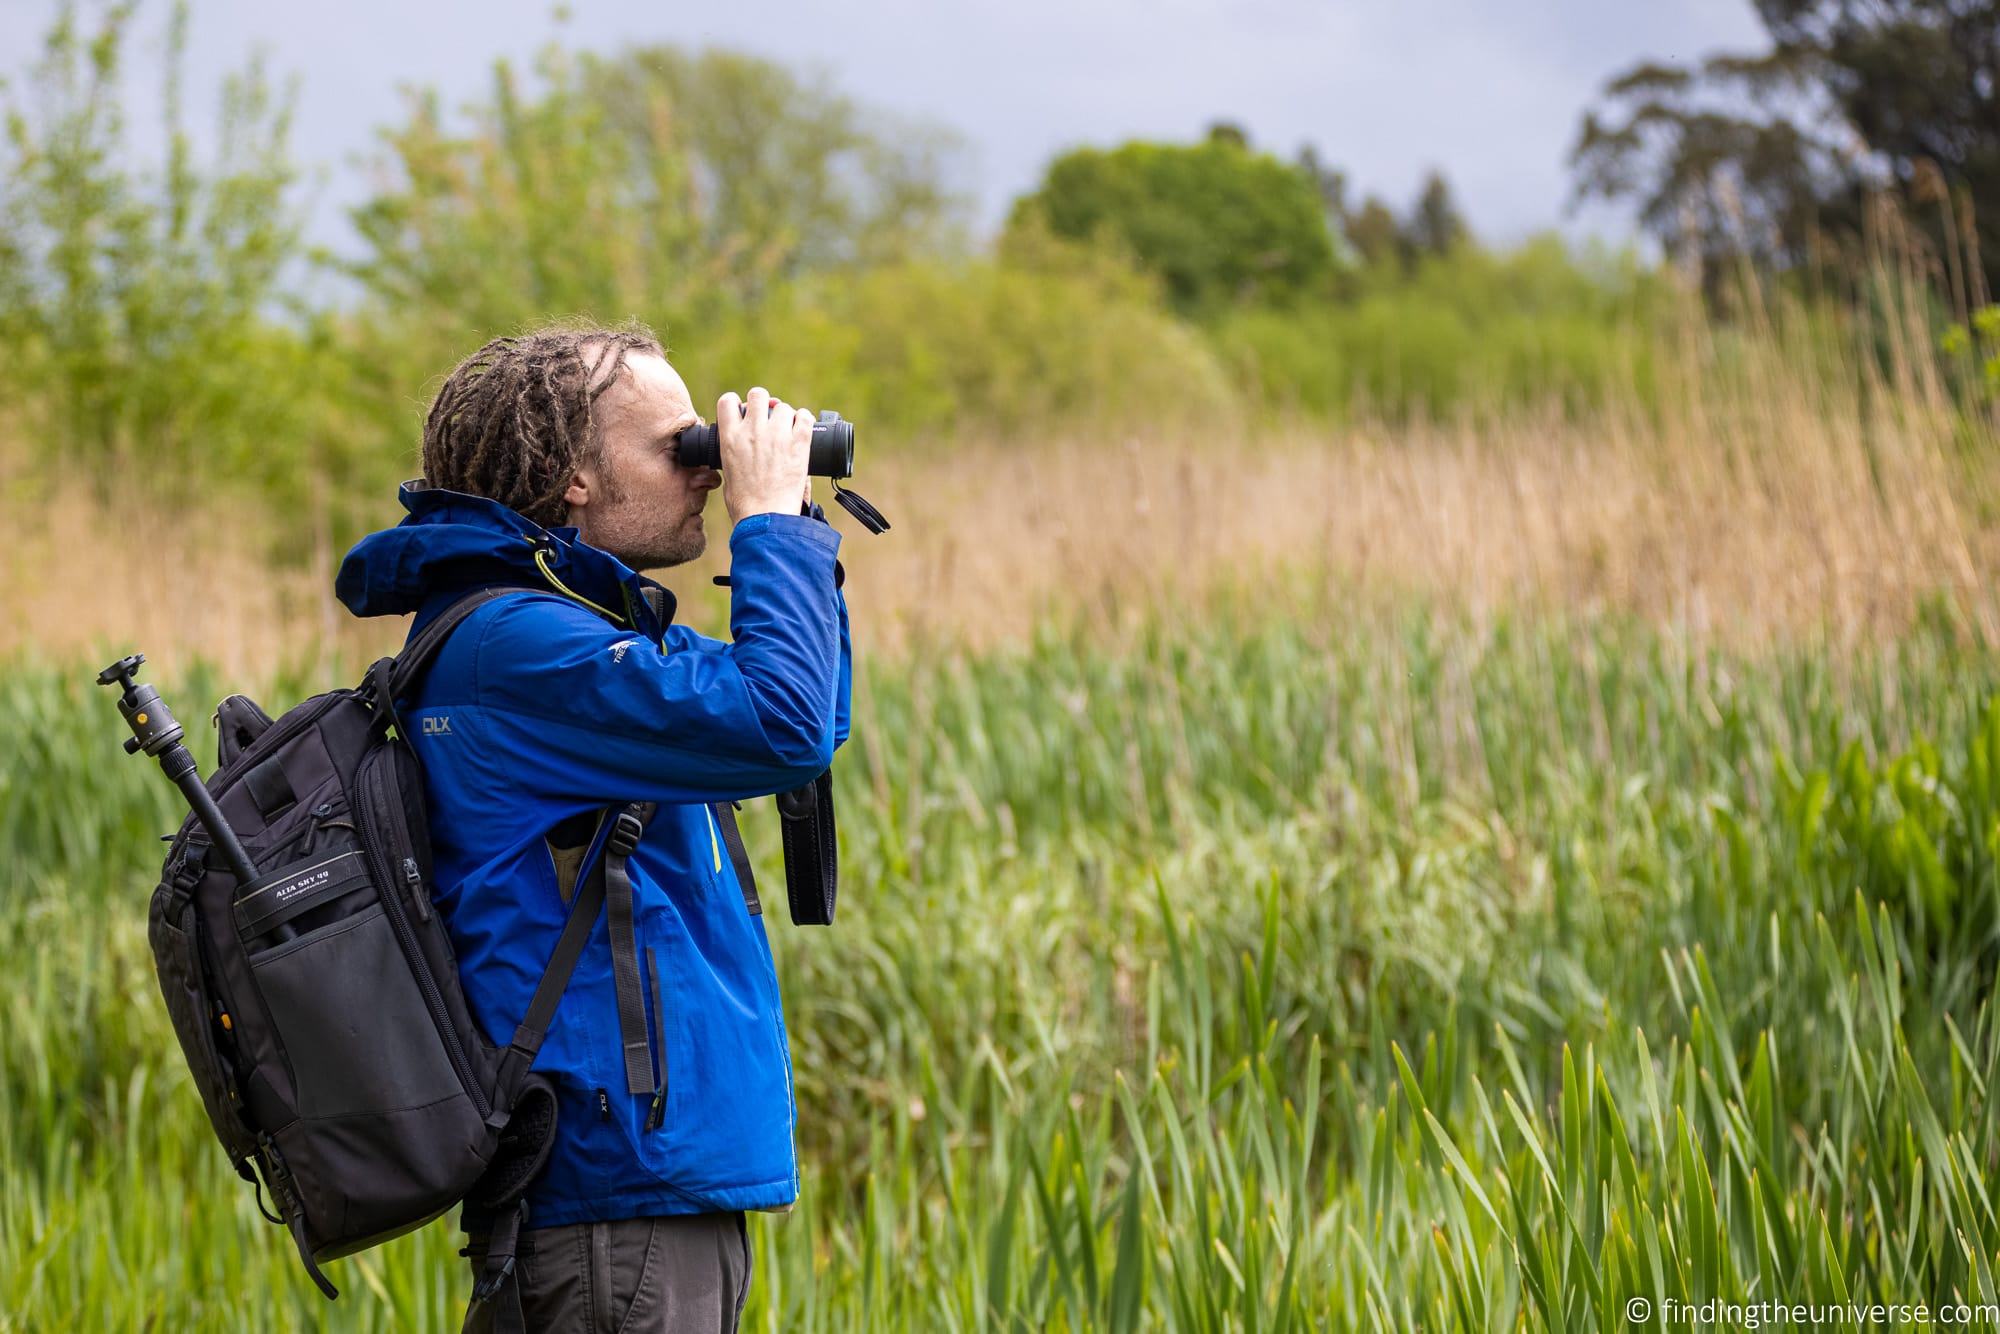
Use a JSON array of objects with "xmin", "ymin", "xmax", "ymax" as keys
[
  {"xmin": 97, "ymin": 653, "xmax": 147, "ymax": 688},
  {"xmin": 97, "ymin": 651, "xmax": 261, "ymax": 885},
  {"xmin": 98, "ymin": 652, "xmax": 186, "ymax": 757}
]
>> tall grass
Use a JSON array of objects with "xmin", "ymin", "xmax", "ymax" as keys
[
  {"xmin": 5, "ymin": 602, "xmax": 2000, "ymax": 1327},
  {"xmin": 8, "ymin": 264, "xmax": 1993, "ymax": 674}
]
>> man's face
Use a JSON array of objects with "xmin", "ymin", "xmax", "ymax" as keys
[{"xmin": 564, "ymin": 350, "xmax": 719, "ymax": 570}]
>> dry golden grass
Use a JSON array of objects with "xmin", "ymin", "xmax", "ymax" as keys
[
  {"xmin": 5, "ymin": 415, "xmax": 1989, "ymax": 678},
  {"xmin": 6, "ymin": 294, "xmax": 1997, "ymax": 676},
  {"xmin": 870, "ymin": 402, "xmax": 1992, "ymax": 649}
]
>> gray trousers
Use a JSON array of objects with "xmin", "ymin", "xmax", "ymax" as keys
[{"xmin": 465, "ymin": 1214, "xmax": 751, "ymax": 1333}]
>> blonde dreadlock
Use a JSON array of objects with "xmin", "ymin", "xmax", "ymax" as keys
[{"xmin": 421, "ymin": 324, "xmax": 664, "ymax": 528}]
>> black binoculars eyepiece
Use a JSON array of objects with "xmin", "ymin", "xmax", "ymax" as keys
[{"xmin": 674, "ymin": 409, "xmax": 855, "ymax": 479}]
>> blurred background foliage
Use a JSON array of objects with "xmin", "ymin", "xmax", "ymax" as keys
[
  {"xmin": 1006, "ymin": 128, "xmax": 1339, "ymax": 316},
  {"xmin": 0, "ymin": 0, "xmax": 1992, "ymax": 552},
  {"xmin": 0, "ymin": 0, "xmax": 1717, "ymax": 548},
  {"xmin": 0, "ymin": 1, "xmax": 323, "ymax": 497}
]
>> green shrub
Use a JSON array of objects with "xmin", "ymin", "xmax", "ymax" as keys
[
  {"xmin": 1213, "ymin": 237, "xmax": 1669, "ymax": 419},
  {"xmin": 0, "ymin": 1, "xmax": 331, "ymax": 500},
  {"xmin": 1007, "ymin": 131, "xmax": 1339, "ymax": 316},
  {"xmin": 685, "ymin": 233, "xmax": 1239, "ymax": 438}
]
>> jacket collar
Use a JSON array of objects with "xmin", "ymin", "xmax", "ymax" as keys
[{"xmin": 335, "ymin": 480, "xmax": 676, "ymax": 639}]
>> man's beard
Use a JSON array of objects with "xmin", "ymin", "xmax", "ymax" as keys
[
  {"xmin": 585, "ymin": 462, "xmax": 708, "ymax": 570},
  {"xmin": 597, "ymin": 503, "xmax": 706, "ymax": 571},
  {"xmin": 629, "ymin": 517, "xmax": 707, "ymax": 570}
]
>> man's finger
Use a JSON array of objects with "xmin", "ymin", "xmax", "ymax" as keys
[{"xmin": 717, "ymin": 391, "xmax": 742, "ymax": 423}]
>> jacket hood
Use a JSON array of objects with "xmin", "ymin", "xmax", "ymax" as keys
[{"xmin": 335, "ymin": 480, "xmax": 673, "ymax": 634}]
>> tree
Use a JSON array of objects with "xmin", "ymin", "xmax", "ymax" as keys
[
  {"xmin": 0, "ymin": 0, "xmax": 313, "ymax": 479},
  {"xmin": 1286, "ymin": 145, "xmax": 1471, "ymax": 272},
  {"xmin": 1344, "ymin": 196, "xmax": 1407, "ymax": 270},
  {"xmin": 344, "ymin": 43, "xmax": 961, "ymax": 332},
  {"xmin": 1572, "ymin": 0, "xmax": 2000, "ymax": 298},
  {"xmin": 585, "ymin": 48, "xmax": 961, "ymax": 283},
  {"xmin": 1407, "ymin": 171, "xmax": 1468, "ymax": 257},
  {"xmin": 1205, "ymin": 120, "xmax": 1251, "ymax": 151},
  {"xmin": 1008, "ymin": 135, "xmax": 1338, "ymax": 315},
  {"xmin": 1294, "ymin": 144, "xmax": 1349, "ymax": 236}
]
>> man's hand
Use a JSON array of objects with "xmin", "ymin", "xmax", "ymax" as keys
[{"xmin": 717, "ymin": 386, "xmax": 815, "ymax": 524}]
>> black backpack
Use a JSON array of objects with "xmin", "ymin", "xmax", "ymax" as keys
[
  {"xmin": 130, "ymin": 581, "xmax": 839, "ymax": 1310},
  {"xmin": 144, "ymin": 588, "xmax": 635, "ymax": 1300}
]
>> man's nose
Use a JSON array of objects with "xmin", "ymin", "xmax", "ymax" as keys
[{"xmin": 695, "ymin": 467, "xmax": 721, "ymax": 492}]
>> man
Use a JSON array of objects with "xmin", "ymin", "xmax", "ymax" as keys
[{"xmin": 334, "ymin": 324, "xmax": 850, "ymax": 1332}]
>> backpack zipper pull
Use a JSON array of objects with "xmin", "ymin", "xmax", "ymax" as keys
[
  {"xmin": 401, "ymin": 857, "xmax": 432, "ymax": 922},
  {"xmin": 297, "ymin": 802, "xmax": 336, "ymax": 858},
  {"xmin": 645, "ymin": 1084, "xmax": 667, "ymax": 1132}
]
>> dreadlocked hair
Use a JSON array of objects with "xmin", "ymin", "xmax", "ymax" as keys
[{"xmin": 421, "ymin": 324, "xmax": 664, "ymax": 528}]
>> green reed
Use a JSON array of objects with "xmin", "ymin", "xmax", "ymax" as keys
[{"xmin": 3, "ymin": 603, "xmax": 1999, "ymax": 1329}]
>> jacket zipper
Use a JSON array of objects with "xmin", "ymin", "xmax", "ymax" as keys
[
  {"xmin": 645, "ymin": 945, "xmax": 667, "ymax": 1131},
  {"xmin": 357, "ymin": 748, "xmax": 489, "ymax": 1119}
]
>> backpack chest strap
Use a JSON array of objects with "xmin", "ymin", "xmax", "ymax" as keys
[
  {"xmin": 603, "ymin": 804, "xmax": 659, "ymax": 1098},
  {"xmin": 488, "ymin": 801, "xmax": 656, "ymax": 1119}
]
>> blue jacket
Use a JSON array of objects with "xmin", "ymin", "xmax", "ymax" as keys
[{"xmin": 335, "ymin": 481, "xmax": 849, "ymax": 1225}]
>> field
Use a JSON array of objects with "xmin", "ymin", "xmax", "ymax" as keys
[
  {"xmin": 8, "ymin": 287, "xmax": 2000, "ymax": 1329},
  {"xmin": 7, "ymin": 10, "xmax": 2000, "ymax": 1322}
]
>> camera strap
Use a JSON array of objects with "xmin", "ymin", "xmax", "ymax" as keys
[
  {"xmin": 776, "ymin": 769, "xmax": 838, "ymax": 925},
  {"xmin": 709, "ymin": 785, "xmax": 835, "ymax": 925}
]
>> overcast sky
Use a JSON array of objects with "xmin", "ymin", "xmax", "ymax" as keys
[{"xmin": 3, "ymin": 0, "xmax": 1769, "ymax": 260}]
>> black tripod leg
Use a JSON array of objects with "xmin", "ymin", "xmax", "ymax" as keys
[{"xmin": 159, "ymin": 744, "xmax": 261, "ymax": 885}]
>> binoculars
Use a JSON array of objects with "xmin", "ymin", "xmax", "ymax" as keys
[
  {"xmin": 677, "ymin": 408, "xmax": 888, "ymax": 534},
  {"xmin": 675, "ymin": 409, "xmax": 854, "ymax": 478}
]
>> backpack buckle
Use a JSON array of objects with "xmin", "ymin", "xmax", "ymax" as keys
[
  {"xmin": 607, "ymin": 809, "xmax": 646, "ymax": 858},
  {"xmin": 471, "ymin": 1253, "xmax": 515, "ymax": 1302},
  {"xmin": 255, "ymin": 1132, "xmax": 300, "ymax": 1217},
  {"xmin": 470, "ymin": 1199, "xmax": 529, "ymax": 1304}
]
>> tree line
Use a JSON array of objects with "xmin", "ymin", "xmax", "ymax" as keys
[
  {"xmin": 1573, "ymin": 0, "xmax": 2000, "ymax": 306},
  {"xmin": 8, "ymin": 0, "xmax": 1990, "ymax": 539}
]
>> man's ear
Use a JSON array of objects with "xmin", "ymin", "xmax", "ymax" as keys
[{"xmin": 562, "ymin": 469, "xmax": 590, "ymax": 515}]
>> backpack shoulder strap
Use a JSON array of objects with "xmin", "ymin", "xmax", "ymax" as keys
[
  {"xmin": 365, "ymin": 587, "xmax": 531, "ymax": 737},
  {"xmin": 467, "ymin": 797, "xmax": 652, "ymax": 1327},
  {"xmin": 390, "ymin": 586, "xmax": 531, "ymax": 700},
  {"xmin": 488, "ymin": 801, "xmax": 655, "ymax": 1118}
]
